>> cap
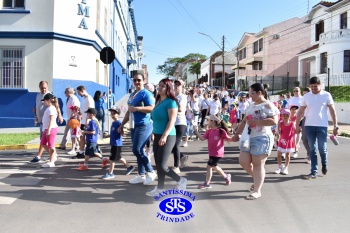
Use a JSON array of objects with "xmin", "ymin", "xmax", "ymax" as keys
[
  {"xmin": 280, "ymin": 108, "xmax": 291, "ymax": 115},
  {"xmin": 174, "ymin": 79, "xmax": 185, "ymax": 86},
  {"xmin": 290, "ymin": 105, "xmax": 299, "ymax": 110},
  {"xmin": 108, "ymin": 106, "xmax": 121, "ymax": 114},
  {"xmin": 85, "ymin": 108, "xmax": 97, "ymax": 115},
  {"xmin": 41, "ymin": 93, "xmax": 55, "ymax": 101},
  {"xmin": 206, "ymin": 114, "xmax": 222, "ymax": 123}
]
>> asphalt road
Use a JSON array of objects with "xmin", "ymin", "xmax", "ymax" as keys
[{"xmin": 0, "ymin": 135, "xmax": 350, "ymax": 233}]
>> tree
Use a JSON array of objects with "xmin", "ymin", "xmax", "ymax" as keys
[
  {"xmin": 157, "ymin": 53, "xmax": 207, "ymax": 77},
  {"xmin": 189, "ymin": 62, "xmax": 201, "ymax": 82}
]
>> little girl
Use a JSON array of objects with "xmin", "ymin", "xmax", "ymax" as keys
[
  {"xmin": 67, "ymin": 106, "xmax": 82, "ymax": 156},
  {"xmin": 275, "ymin": 109, "xmax": 295, "ymax": 175},
  {"xmin": 193, "ymin": 114, "xmax": 232, "ymax": 189},
  {"xmin": 40, "ymin": 93, "xmax": 60, "ymax": 168},
  {"xmin": 228, "ymin": 104, "xmax": 238, "ymax": 134}
]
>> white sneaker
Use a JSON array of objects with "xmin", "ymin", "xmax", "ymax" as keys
[
  {"xmin": 274, "ymin": 165, "xmax": 284, "ymax": 174},
  {"xmin": 182, "ymin": 142, "xmax": 188, "ymax": 147},
  {"xmin": 67, "ymin": 150, "xmax": 76, "ymax": 155},
  {"xmin": 41, "ymin": 162, "xmax": 55, "ymax": 168},
  {"xmin": 292, "ymin": 152, "xmax": 298, "ymax": 159},
  {"xmin": 177, "ymin": 177, "xmax": 187, "ymax": 191},
  {"xmin": 146, "ymin": 186, "xmax": 164, "ymax": 197},
  {"xmin": 144, "ymin": 171, "xmax": 157, "ymax": 185},
  {"xmin": 282, "ymin": 167, "xmax": 289, "ymax": 175},
  {"xmin": 173, "ymin": 167, "xmax": 180, "ymax": 174},
  {"xmin": 129, "ymin": 175, "xmax": 146, "ymax": 184}
]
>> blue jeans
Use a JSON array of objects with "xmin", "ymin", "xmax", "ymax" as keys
[
  {"xmin": 96, "ymin": 108, "xmax": 105, "ymax": 133},
  {"xmin": 305, "ymin": 126, "xmax": 328, "ymax": 175},
  {"xmin": 130, "ymin": 123, "xmax": 154, "ymax": 175}
]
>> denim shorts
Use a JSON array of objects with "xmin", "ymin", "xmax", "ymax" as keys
[
  {"xmin": 241, "ymin": 135, "xmax": 274, "ymax": 156},
  {"xmin": 85, "ymin": 142, "xmax": 99, "ymax": 157}
]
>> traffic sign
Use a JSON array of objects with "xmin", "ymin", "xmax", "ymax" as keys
[{"xmin": 100, "ymin": 47, "xmax": 115, "ymax": 64}]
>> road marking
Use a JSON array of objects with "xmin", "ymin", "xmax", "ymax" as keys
[{"xmin": 0, "ymin": 193, "xmax": 23, "ymax": 205}]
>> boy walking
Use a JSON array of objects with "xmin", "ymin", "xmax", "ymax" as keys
[
  {"xmin": 101, "ymin": 106, "xmax": 135, "ymax": 179},
  {"xmin": 77, "ymin": 108, "xmax": 109, "ymax": 171}
]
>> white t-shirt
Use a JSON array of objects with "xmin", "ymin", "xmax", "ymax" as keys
[
  {"xmin": 221, "ymin": 90, "xmax": 229, "ymax": 98},
  {"xmin": 239, "ymin": 101, "xmax": 249, "ymax": 114},
  {"xmin": 245, "ymin": 101, "xmax": 279, "ymax": 138},
  {"xmin": 42, "ymin": 106, "xmax": 58, "ymax": 131},
  {"xmin": 301, "ymin": 90, "xmax": 334, "ymax": 127},
  {"xmin": 201, "ymin": 98, "xmax": 211, "ymax": 110},
  {"xmin": 82, "ymin": 94, "xmax": 94, "ymax": 124},
  {"xmin": 209, "ymin": 100, "xmax": 221, "ymax": 115},
  {"xmin": 175, "ymin": 93, "xmax": 187, "ymax": 126},
  {"xmin": 286, "ymin": 96, "xmax": 303, "ymax": 108},
  {"xmin": 66, "ymin": 94, "xmax": 81, "ymax": 118}
]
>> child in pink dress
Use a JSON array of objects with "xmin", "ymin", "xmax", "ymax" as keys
[
  {"xmin": 275, "ymin": 109, "xmax": 295, "ymax": 175},
  {"xmin": 193, "ymin": 114, "xmax": 233, "ymax": 189},
  {"xmin": 228, "ymin": 104, "xmax": 238, "ymax": 134}
]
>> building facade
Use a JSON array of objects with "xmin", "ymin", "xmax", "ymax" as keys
[
  {"xmin": 0, "ymin": 0, "xmax": 142, "ymax": 128},
  {"xmin": 298, "ymin": 0, "xmax": 350, "ymax": 87},
  {"xmin": 233, "ymin": 17, "xmax": 311, "ymax": 90}
]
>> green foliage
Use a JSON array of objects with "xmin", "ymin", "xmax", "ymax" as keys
[
  {"xmin": 189, "ymin": 62, "xmax": 201, "ymax": 76},
  {"xmin": 328, "ymin": 86, "xmax": 350, "ymax": 102},
  {"xmin": 0, "ymin": 132, "xmax": 40, "ymax": 145},
  {"xmin": 156, "ymin": 53, "xmax": 207, "ymax": 77}
]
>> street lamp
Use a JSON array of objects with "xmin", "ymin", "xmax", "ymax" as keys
[{"xmin": 198, "ymin": 32, "xmax": 225, "ymax": 87}]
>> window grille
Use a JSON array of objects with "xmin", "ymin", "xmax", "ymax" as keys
[{"xmin": 0, "ymin": 46, "xmax": 25, "ymax": 88}]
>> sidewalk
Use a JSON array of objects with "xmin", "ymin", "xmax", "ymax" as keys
[{"xmin": 0, "ymin": 93, "xmax": 131, "ymax": 150}]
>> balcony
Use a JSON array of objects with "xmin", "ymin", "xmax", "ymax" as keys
[
  {"xmin": 320, "ymin": 29, "xmax": 350, "ymax": 42},
  {"xmin": 244, "ymin": 56, "xmax": 263, "ymax": 65}
]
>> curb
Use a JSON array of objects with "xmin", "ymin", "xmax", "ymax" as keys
[{"xmin": 0, "ymin": 138, "xmax": 111, "ymax": 151}]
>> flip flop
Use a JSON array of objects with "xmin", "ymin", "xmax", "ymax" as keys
[
  {"xmin": 245, "ymin": 192, "xmax": 261, "ymax": 200},
  {"xmin": 250, "ymin": 184, "xmax": 254, "ymax": 192}
]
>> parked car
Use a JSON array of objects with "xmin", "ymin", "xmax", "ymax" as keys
[{"xmin": 235, "ymin": 91, "xmax": 248, "ymax": 101}]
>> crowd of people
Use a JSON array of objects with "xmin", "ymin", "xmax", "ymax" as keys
[{"xmin": 28, "ymin": 75, "xmax": 339, "ymax": 200}]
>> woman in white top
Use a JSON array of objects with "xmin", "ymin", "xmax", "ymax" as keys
[
  {"xmin": 232, "ymin": 83, "xmax": 279, "ymax": 200},
  {"xmin": 238, "ymin": 95, "xmax": 249, "ymax": 121},
  {"xmin": 188, "ymin": 90, "xmax": 200, "ymax": 126},
  {"xmin": 39, "ymin": 93, "xmax": 61, "ymax": 168},
  {"xmin": 172, "ymin": 79, "xmax": 188, "ymax": 172},
  {"xmin": 200, "ymin": 93, "xmax": 211, "ymax": 128},
  {"xmin": 207, "ymin": 94, "xmax": 221, "ymax": 116}
]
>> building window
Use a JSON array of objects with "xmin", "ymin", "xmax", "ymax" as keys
[
  {"xmin": 315, "ymin": 20, "xmax": 324, "ymax": 42},
  {"xmin": 253, "ymin": 41, "xmax": 258, "ymax": 54},
  {"xmin": 253, "ymin": 39, "xmax": 263, "ymax": 54},
  {"xmin": 320, "ymin": 52, "xmax": 327, "ymax": 74},
  {"xmin": 344, "ymin": 50, "xmax": 350, "ymax": 72},
  {"xmin": 0, "ymin": 47, "xmax": 24, "ymax": 88},
  {"xmin": 340, "ymin": 12, "xmax": 347, "ymax": 29},
  {"xmin": 3, "ymin": 0, "xmax": 25, "ymax": 8},
  {"xmin": 238, "ymin": 47, "xmax": 246, "ymax": 61},
  {"xmin": 243, "ymin": 47, "xmax": 246, "ymax": 59},
  {"xmin": 252, "ymin": 62, "xmax": 263, "ymax": 70},
  {"xmin": 258, "ymin": 38, "xmax": 263, "ymax": 52}
]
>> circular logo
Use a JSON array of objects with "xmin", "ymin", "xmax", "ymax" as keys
[{"xmin": 159, "ymin": 197, "xmax": 192, "ymax": 216}]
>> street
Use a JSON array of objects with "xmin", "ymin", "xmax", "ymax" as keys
[{"xmin": 0, "ymin": 135, "xmax": 350, "ymax": 233}]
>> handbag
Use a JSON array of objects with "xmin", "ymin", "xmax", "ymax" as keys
[{"xmin": 239, "ymin": 124, "xmax": 250, "ymax": 150}]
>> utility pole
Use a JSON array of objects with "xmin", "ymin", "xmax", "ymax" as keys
[{"xmin": 222, "ymin": 35, "xmax": 225, "ymax": 88}]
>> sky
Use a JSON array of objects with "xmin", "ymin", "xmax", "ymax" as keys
[{"xmin": 132, "ymin": 0, "xmax": 322, "ymax": 84}]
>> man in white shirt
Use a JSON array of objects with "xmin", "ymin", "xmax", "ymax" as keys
[
  {"xmin": 295, "ymin": 77, "xmax": 339, "ymax": 179},
  {"xmin": 58, "ymin": 87, "xmax": 81, "ymax": 150},
  {"xmin": 75, "ymin": 85, "xmax": 94, "ymax": 158}
]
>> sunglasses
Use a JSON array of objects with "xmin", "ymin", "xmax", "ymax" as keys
[
  {"xmin": 133, "ymin": 79, "xmax": 142, "ymax": 83},
  {"xmin": 293, "ymin": 90, "xmax": 299, "ymax": 92}
]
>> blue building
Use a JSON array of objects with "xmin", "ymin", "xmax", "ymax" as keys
[{"xmin": 0, "ymin": 0, "xmax": 143, "ymax": 128}]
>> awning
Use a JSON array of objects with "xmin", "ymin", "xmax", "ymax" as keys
[
  {"xmin": 244, "ymin": 56, "xmax": 263, "ymax": 65},
  {"xmin": 231, "ymin": 63, "xmax": 246, "ymax": 69}
]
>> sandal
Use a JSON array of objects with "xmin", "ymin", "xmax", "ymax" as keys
[
  {"xmin": 249, "ymin": 184, "xmax": 254, "ymax": 192},
  {"xmin": 245, "ymin": 192, "xmax": 261, "ymax": 200}
]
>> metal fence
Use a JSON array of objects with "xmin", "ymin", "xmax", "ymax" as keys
[{"xmin": 236, "ymin": 73, "xmax": 350, "ymax": 102}]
